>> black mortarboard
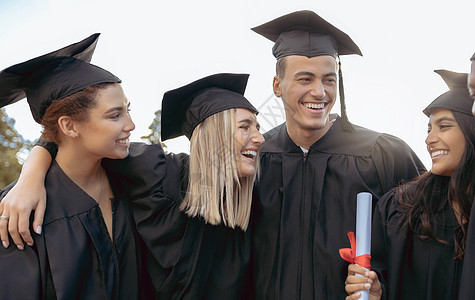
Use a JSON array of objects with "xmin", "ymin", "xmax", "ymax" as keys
[
  {"xmin": 423, "ymin": 70, "xmax": 473, "ymax": 116},
  {"xmin": 252, "ymin": 10, "xmax": 362, "ymax": 131},
  {"xmin": 161, "ymin": 73, "xmax": 258, "ymax": 141},
  {"xmin": 0, "ymin": 33, "xmax": 121, "ymax": 123},
  {"xmin": 251, "ymin": 10, "xmax": 362, "ymax": 59}
]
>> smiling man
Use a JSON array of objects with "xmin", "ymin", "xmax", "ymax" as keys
[{"xmin": 250, "ymin": 10, "xmax": 426, "ymax": 299}]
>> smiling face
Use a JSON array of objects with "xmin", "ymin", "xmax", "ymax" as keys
[
  {"xmin": 426, "ymin": 108, "xmax": 465, "ymax": 177},
  {"xmin": 234, "ymin": 108, "xmax": 265, "ymax": 178},
  {"xmin": 273, "ymin": 55, "xmax": 338, "ymax": 141},
  {"xmin": 76, "ymin": 84, "xmax": 135, "ymax": 160}
]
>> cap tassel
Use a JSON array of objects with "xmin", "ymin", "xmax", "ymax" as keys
[{"xmin": 338, "ymin": 59, "xmax": 353, "ymax": 132}]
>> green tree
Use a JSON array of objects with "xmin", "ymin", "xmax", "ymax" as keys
[
  {"xmin": 0, "ymin": 108, "xmax": 33, "ymax": 188},
  {"xmin": 141, "ymin": 109, "xmax": 167, "ymax": 150}
]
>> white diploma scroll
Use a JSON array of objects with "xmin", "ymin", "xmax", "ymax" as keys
[{"xmin": 356, "ymin": 192, "xmax": 372, "ymax": 300}]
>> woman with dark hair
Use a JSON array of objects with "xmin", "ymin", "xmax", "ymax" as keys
[
  {"xmin": 0, "ymin": 34, "xmax": 153, "ymax": 299},
  {"xmin": 344, "ymin": 70, "xmax": 475, "ymax": 300}
]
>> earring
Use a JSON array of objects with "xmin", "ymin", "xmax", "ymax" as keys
[{"xmin": 75, "ymin": 134, "xmax": 79, "ymax": 138}]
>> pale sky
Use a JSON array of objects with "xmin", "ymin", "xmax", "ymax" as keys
[{"xmin": 1, "ymin": 0, "xmax": 474, "ymax": 169}]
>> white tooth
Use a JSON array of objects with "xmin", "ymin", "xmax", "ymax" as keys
[
  {"xmin": 432, "ymin": 150, "xmax": 448, "ymax": 158},
  {"xmin": 241, "ymin": 150, "xmax": 257, "ymax": 157},
  {"xmin": 117, "ymin": 138, "xmax": 129, "ymax": 144},
  {"xmin": 305, "ymin": 103, "xmax": 325, "ymax": 109}
]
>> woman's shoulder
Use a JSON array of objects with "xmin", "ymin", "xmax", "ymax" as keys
[
  {"xmin": 378, "ymin": 183, "xmax": 417, "ymax": 220},
  {"xmin": 162, "ymin": 152, "xmax": 189, "ymax": 202}
]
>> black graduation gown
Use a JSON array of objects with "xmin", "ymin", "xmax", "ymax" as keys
[
  {"xmin": 0, "ymin": 160, "xmax": 144, "ymax": 300},
  {"xmin": 251, "ymin": 116, "xmax": 425, "ymax": 299},
  {"xmin": 104, "ymin": 143, "xmax": 253, "ymax": 299},
  {"xmin": 458, "ymin": 199, "xmax": 475, "ymax": 300},
  {"xmin": 372, "ymin": 187, "xmax": 463, "ymax": 300}
]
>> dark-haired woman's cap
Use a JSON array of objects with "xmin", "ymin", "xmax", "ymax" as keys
[
  {"xmin": 251, "ymin": 10, "xmax": 362, "ymax": 59},
  {"xmin": 0, "ymin": 33, "xmax": 121, "ymax": 123},
  {"xmin": 423, "ymin": 69, "xmax": 473, "ymax": 116},
  {"xmin": 161, "ymin": 73, "xmax": 257, "ymax": 141}
]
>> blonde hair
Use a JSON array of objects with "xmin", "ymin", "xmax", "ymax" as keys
[{"xmin": 180, "ymin": 109, "xmax": 259, "ymax": 230}]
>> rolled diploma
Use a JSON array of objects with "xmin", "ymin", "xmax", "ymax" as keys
[{"xmin": 356, "ymin": 192, "xmax": 372, "ymax": 300}]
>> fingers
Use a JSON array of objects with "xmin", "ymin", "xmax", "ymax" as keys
[
  {"xmin": 346, "ymin": 273, "xmax": 373, "ymax": 284},
  {"xmin": 346, "ymin": 272, "xmax": 382, "ymax": 298},
  {"xmin": 345, "ymin": 265, "xmax": 376, "ymax": 298},
  {"xmin": 18, "ymin": 207, "xmax": 34, "ymax": 246},
  {"xmin": 348, "ymin": 263, "xmax": 368, "ymax": 276},
  {"xmin": 367, "ymin": 271, "xmax": 383, "ymax": 297},
  {"xmin": 7, "ymin": 212, "xmax": 24, "ymax": 250},
  {"xmin": 0, "ymin": 186, "xmax": 46, "ymax": 249},
  {"xmin": 345, "ymin": 282, "xmax": 371, "ymax": 294},
  {"xmin": 32, "ymin": 199, "xmax": 46, "ymax": 235},
  {"xmin": 346, "ymin": 292, "xmax": 362, "ymax": 300},
  {"xmin": 0, "ymin": 209, "xmax": 10, "ymax": 248},
  {"xmin": 367, "ymin": 270, "xmax": 379, "ymax": 281},
  {"xmin": 0, "ymin": 202, "xmax": 42, "ymax": 250}
]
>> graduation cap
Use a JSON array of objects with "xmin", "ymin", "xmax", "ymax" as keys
[
  {"xmin": 251, "ymin": 10, "xmax": 362, "ymax": 59},
  {"xmin": 252, "ymin": 10, "xmax": 362, "ymax": 131},
  {"xmin": 161, "ymin": 73, "xmax": 258, "ymax": 141},
  {"xmin": 0, "ymin": 33, "xmax": 121, "ymax": 124},
  {"xmin": 423, "ymin": 69, "xmax": 473, "ymax": 116}
]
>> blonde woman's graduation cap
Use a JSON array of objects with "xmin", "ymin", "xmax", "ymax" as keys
[{"xmin": 161, "ymin": 73, "xmax": 257, "ymax": 141}]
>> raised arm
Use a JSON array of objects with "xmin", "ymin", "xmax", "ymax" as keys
[{"xmin": 0, "ymin": 145, "xmax": 52, "ymax": 249}]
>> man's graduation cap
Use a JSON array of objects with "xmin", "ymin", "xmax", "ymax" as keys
[
  {"xmin": 423, "ymin": 69, "xmax": 473, "ymax": 116},
  {"xmin": 252, "ymin": 10, "xmax": 362, "ymax": 131},
  {"xmin": 0, "ymin": 33, "xmax": 121, "ymax": 123},
  {"xmin": 161, "ymin": 73, "xmax": 258, "ymax": 141}
]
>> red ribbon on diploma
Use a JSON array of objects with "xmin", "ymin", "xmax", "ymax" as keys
[{"xmin": 339, "ymin": 231, "xmax": 371, "ymax": 269}]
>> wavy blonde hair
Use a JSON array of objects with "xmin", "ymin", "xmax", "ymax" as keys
[{"xmin": 180, "ymin": 109, "xmax": 259, "ymax": 230}]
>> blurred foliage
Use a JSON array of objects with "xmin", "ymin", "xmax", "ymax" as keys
[
  {"xmin": 141, "ymin": 109, "xmax": 167, "ymax": 151},
  {"xmin": 0, "ymin": 108, "xmax": 34, "ymax": 189}
]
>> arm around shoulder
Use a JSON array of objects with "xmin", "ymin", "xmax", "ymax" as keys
[
  {"xmin": 103, "ymin": 142, "xmax": 167, "ymax": 199},
  {"xmin": 0, "ymin": 144, "xmax": 53, "ymax": 249}
]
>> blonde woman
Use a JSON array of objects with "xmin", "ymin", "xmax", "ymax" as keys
[
  {"xmin": 132, "ymin": 73, "xmax": 265, "ymax": 298},
  {"xmin": 1, "ymin": 73, "xmax": 264, "ymax": 299}
]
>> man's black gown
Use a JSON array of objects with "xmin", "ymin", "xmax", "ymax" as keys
[{"xmin": 251, "ymin": 116, "xmax": 425, "ymax": 299}]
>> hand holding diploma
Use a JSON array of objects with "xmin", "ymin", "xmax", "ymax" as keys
[
  {"xmin": 345, "ymin": 264, "xmax": 381, "ymax": 300},
  {"xmin": 340, "ymin": 192, "xmax": 382, "ymax": 300}
]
